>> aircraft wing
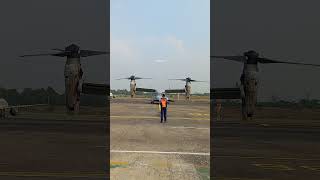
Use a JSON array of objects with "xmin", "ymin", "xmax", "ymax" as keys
[
  {"xmin": 6, "ymin": 104, "xmax": 48, "ymax": 109},
  {"xmin": 136, "ymin": 88, "xmax": 156, "ymax": 93},
  {"xmin": 211, "ymin": 88, "xmax": 241, "ymax": 99},
  {"xmin": 165, "ymin": 89, "xmax": 185, "ymax": 93},
  {"xmin": 81, "ymin": 83, "xmax": 110, "ymax": 95}
]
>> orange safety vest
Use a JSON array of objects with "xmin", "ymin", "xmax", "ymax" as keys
[{"xmin": 160, "ymin": 98, "xmax": 167, "ymax": 108}]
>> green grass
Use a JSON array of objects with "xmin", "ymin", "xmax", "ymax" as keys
[
  {"xmin": 110, "ymin": 164, "xmax": 128, "ymax": 169},
  {"xmin": 197, "ymin": 167, "xmax": 210, "ymax": 180}
]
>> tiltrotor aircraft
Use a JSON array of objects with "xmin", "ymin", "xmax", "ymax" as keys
[
  {"xmin": 0, "ymin": 98, "xmax": 47, "ymax": 119},
  {"xmin": 116, "ymin": 75, "xmax": 155, "ymax": 97},
  {"xmin": 167, "ymin": 77, "xmax": 206, "ymax": 100},
  {"xmin": 212, "ymin": 50, "xmax": 320, "ymax": 120},
  {"xmin": 20, "ymin": 44, "xmax": 108, "ymax": 113}
]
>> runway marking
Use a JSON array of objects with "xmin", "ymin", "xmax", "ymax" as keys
[
  {"xmin": 260, "ymin": 124, "xmax": 270, "ymax": 127},
  {"xmin": 301, "ymin": 166, "xmax": 320, "ymax": 171},
  {"xmin": 110, "ymin": 150, "xmax": 210, "ymax": 156},
  {"xmin": 168, "ymin": 126, "xmax": 209, "ymax": 130},
  {"xmin": 110, "ymin": 161, "xmax": 129, "ymax": 168},
  {"xmin": 110, "ymin": 161, "xmax": 129, "ymax": 166},
  {"xmin": 212, "ymin": 177, "xmax": 271, "ymax": 180},
  {"xmin": 189, "ymin": 113, "xmax": 209, "ymax": 116},
  {"xmin": 0, "ymin": 171, "xmax": 106, "ymax": 178},
  {"xmin": 214, "ymin": 155, "xmax": 320, "ymax": 161},
  {"xmin": 252, "ymin": 163, "xmax": 295, "ymax": 171},
  {"xmin": 111, "ymin": 115, "xmax": 209, "ymax": 121}
]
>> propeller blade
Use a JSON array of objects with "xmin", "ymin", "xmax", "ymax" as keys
[
  {"xmin": 20, "ymin": 52, "xmax": 66, "ymax": 57},
  {"xmin": 135, "ymin": 77, "xmax": 152, "ymax": 80},
  {"xmin": 257, "ymin": 58, "xmax": 320, "ymax": 67},
  {"xmin": 168, "ymin": 79, "xmax": 187, "ymax": 81},
  {"xmin": 52, "ymin": 48, "xmax": 65, "ymax": 51},
  {"xmin": 211, "ymin": 56, "xmax": 246, "ymax": 62},
  {"xmin": 192, "ymin": 80, "xmax": 207, "ymax": 82},
  {"xmin": 115, "ymin": 78, "xmax": 130, "ymax": 80},
  {"xmin": 80, "ymin": 50, "xmax": 108, "ymax": 57}
]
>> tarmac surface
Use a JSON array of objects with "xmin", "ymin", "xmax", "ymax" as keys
[
  {"xmin": 1, "ymin": 98, "xmax": 320, "ymax": 180},
  {"xmin": 212, "ymin": 106, "xmax": 320, "ymax": 180},
  {"xmin": 110, "ymin": 98, "xmax": 210, "ymax": 180},
  {"xmin": 0, "ymin": 107, "xmax": 108, "ymax": 180}
]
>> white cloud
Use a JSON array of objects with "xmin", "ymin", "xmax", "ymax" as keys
[
  {"xmin": 165, "ymin": 35, "xmax": 186, "ymax": 53},
  {"xmin": 142, "ymin": 35, "xmax": 186, "ymax": 55},
  {"xmin": 110, "ymin": 36, "xmax": 138, "ymax": 60},
  {"xmin": 154, "ymin": 59, "xmax": 167, "ymax": 63}
]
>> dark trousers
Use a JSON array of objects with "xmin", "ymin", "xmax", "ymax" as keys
[{"xmin": 160, "ymin": 107, "xmax": 167, "ymax": 122}]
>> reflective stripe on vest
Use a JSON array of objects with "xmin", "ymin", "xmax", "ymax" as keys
[{"xmin": 161, "ymin": 98, "xmax": 167, "ymax": 107}]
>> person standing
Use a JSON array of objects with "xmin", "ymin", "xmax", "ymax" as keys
[
  {"xmin": 160, "ymin": 93, "xmax": 168, "ymax": 123},
  {"xmin": 216, "ymin": 99, "xmax": 223, "ymax": 121}
]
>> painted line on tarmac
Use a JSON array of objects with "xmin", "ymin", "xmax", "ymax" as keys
[
  {"xmin": 168, "ymin": 126, "xmax": 209, "ymax": 130},
  {"xmin": 253, "ymin": 163, "xmax": 295, "ymax": 171},
  {"xmin": 214, "ymin": 155, "xmax": 320, "ymax": 161},
  {"xmin": 110, "ymin": 115, "xmax": 209, "ymax": 121},
  {"xmin": 0, "ymin": 171, "xmax": 106, "ymax": 178},
  {"xmin": 110, "ymin": 150, "xmax": 210, "ymax": 156},
  {"xmin": 212, "ymin": 177, "xmax": 271, "ymax": 180}
]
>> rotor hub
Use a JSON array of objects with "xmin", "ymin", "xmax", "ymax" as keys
[
  {"xmin": 65, "ymin": 44, "xmax": 81, "ymax": 58},
  {"xmin": 244, "ymin": 50, "xmax": 259, "ymax": 64},
  {"xmin": 244, "ymin": 50, "xmax": 259, "ymax": 58}
]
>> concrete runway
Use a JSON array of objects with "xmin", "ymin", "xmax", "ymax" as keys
[
  {"xmin": 212, "ymin": 107, "xmax": 320, "ymax": 180},
  {"xmin": 0, "ymin": 110, "xmax": 108, "ymax": 180},
  {"xmin": 110, "ymin": 98, "xmax": 210, "ymax": 180},
  {"xmin": 2, "ymin": 99, "xmax": 319, "ymax": 180}
]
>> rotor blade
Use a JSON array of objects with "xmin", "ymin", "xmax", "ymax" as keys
[
  {"xmin": 168, "ymin": 79, "xmax": 186, "ymax": 81},
  {"xmin": 51, "ymin": 48, "xmax": 65, "ymax": 51},
  {"xmin": 80, "ymin": 50, "xmax": 108, "ymax": 57},
  {"xmin": 211, "ymin": 56, "xmax": 246, "ymax": 62},
  {"xmin": 257, "ymin": 58, "xmax": 320, "ymax": 67},
  {"xmin": 115, "ymin": 78, "xmax": 130, "ymax": 80},
  {"xmin": 135, "ymin": 77, "xmax": 152, "ymax": 80},
  {"xmin": 20, "ymin": 52, "xmax": 66, "ymax": 57},
  {"xmin": 191, "ymin": 80, "xmax": 208, "ymax": 82}
]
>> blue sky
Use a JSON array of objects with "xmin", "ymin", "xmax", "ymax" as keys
[{"xmin": 111, "ymin": 0, "xmax": 210, "ymax": 93}]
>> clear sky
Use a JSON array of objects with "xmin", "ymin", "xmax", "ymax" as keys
[
  {"xmin": 212, "ymin": 0, "xmax": 320, "ymax": 101},
  {"xmin": 110, "ymin": 0, "xmax": 210, "ymax": 93},
  {"xmin": 0, "ymin": 0, "xmax": 107, "ymax": 94}
]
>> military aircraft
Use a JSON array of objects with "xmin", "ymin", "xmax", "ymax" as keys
[
  {"xmin": 150, "ymin": 91, "xmax": 174, "ymax": 104},
  {"xmin": 116, "ymin": 75, "xmax": 155, "ymax": 97},
  {"xmin": 20, "ymin": 44, "xmax": 109, "ymax": 113},
  {"xmin": 167, "ymin": 77, "xmax": 207, "ymax": 100},
  {"xmin": 0, "ymin": 98, "xmax": 47, "ymax": 119},
  {"xmin": 212, "ymin": 50, "xmax": 320, "ymax": 120}
]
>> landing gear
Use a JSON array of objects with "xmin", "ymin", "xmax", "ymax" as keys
[
  {"xmin": 241, "ymin": 98, "xmax": 248, "ymax": 121},
  {"xmin": 74, "ymin": 101, "xmax": 80, "ymax": 114},
  {"xmin": 0, "ymin": 109, "xmax": 5, "ymax": 119}
]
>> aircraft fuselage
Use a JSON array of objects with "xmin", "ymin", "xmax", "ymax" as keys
[
  {"xmin": 130, "ymin": 80, "xmax": 136, "ymax": 98},
  {"xmin": 185, "ymin": 82, "xmax": 192, "ymax": 100},
  {"xmin": 64, "ymin": 57, "xmax": 82, "ymax": 113},
  {"xmin": 241, "ymin": 63, "xmax": 259, "ymax": 120}
]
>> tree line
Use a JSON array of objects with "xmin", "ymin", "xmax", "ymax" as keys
[{"xmin": 0, "ymin": 87, "xmax": 107, "ymax": 106}]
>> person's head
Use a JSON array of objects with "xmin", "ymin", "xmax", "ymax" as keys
[{"xmin": 162, "ymin": 93, "xmax": 165, "ymax": 97}]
